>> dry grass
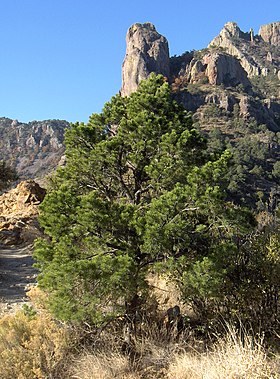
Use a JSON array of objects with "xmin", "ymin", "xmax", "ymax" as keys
[
  {"xmin": 0, "ymin": 309, "xmax": 278, "ymax": 379},
  {"xmin": 71, "ymin": 351, "xmax": 139, "ymax": 379},
  {"xmin": 0, "ymin": 285, "xmax": 278, "ymax": 378},
  {"xmin": 69, "ymin": 323, "xmax": 279, "ymax": 379},
  {"xmin": 168, "ymin": 326, "xmax": 280, "ymax": 379}
]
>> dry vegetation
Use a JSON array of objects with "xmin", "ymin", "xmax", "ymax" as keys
[
  {"xmin": 69, "ymin": 322, "xmax": 280, "ymax": 379},
  {"xmin": 70, "ymin": 338, "xmax": 279, "ymax": 379},
  {"xmin": 0, "ymin": 285, "xmax": 279, "ymax": 379},
  {"xmin": 168, "ymin": 327, "xmax": 280, "ymax": 379},
  {"xmin": 0, "ymin": 311, "xmax": 70, "ymax": 379}
]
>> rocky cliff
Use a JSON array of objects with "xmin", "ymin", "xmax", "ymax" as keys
[
  {"xmin": 209, "ymin": 21, "xmax": 280, "ymax": 79},
  {"xmin": 185, "ymin": 51, "xmax": 251, "ymax": 88},
  {"xmin": 121, "ymin": 23, "xmax": 170, "ymax": 96},
  {"xmin": 259, "ymin": 22, "xmax": 280, "ymax": 47},
  {"xmin": 0, "ymin": 118, "xmax": 69, "ymax": 180},
  {"xmin": 121, "ymin": 21, "xmax": 280, "ymax": 131}
]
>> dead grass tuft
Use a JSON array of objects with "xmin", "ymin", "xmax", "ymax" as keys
[
  {"xmin": 71, "ymin": 351, "xmax": 139, "ymax": 379},
  {"xmin": 168, "ymin": 325, "xmax": 280, "ymax": 379}
]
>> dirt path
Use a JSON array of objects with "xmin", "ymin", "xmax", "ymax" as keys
[{"xmin": 0, "ymin": 245, "xmax": 37, "ymax": 314}]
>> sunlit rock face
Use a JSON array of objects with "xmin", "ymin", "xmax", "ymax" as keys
[
  {"xmin": 121, "ymin": 23, "xmax": 170, "ymax": 97},
  {"xmin": 0, "ymin": 180, "xmax": 45, "ymax": 246},
  {"xmin": 209, "ymin": 21, "xmax": 280, "ymax": 78},
  {"xmin": 184, "ymin": 51, "xmax": 251, "ymax": 88},
  {"xmin": 259, "ymin": 22, "xmax": 280, "ymax": 47}
]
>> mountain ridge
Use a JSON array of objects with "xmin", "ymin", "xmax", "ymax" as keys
[{"xmin": 0, "ymin": 117, "xmax": 69, "ymax": 180}]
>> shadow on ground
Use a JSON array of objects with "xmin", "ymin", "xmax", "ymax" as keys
[{"xmin": 0, "ymin": 245, "xmax": 37, "ymax": 304}]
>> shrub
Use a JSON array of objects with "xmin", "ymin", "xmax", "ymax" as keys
[{"xmin": 0, "ymin": 310, "xmax": 70, "ymax": 379}]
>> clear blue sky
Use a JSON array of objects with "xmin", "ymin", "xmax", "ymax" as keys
[{"xmin": 0, "ymin": 0, "xmax": 279, "ymax": 123}]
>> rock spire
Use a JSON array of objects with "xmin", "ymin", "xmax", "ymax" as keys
[{"xmin": 121, "ymin": 23, "xmax": 170, "ymax": 97}]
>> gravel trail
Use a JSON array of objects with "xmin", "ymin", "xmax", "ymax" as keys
[{"xmin": 0, "ymin": 245, "xmax": 37, "ymax": 314}]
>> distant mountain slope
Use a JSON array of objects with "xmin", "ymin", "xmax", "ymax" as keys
[{"xmin": 0, "ymin": 118, "xmax": 69, "ymax": 179}]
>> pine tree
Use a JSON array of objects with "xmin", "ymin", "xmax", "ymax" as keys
[{"xmin": 34, "ymin": 74, "xmax": 251, "ymax": 324}]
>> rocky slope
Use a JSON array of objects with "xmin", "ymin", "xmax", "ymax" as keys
[{"xmin": 0, "ymin": 118, "xmax": 69, "ymax": 180}]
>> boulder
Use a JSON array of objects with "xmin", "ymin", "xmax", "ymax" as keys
[{"xmin": 0, "ymin": 180, "xmax": 45, "ymax": 246}]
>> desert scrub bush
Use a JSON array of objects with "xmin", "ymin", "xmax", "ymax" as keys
[
  {"xmin": 167, "ymin": 325, "xmax": 279, "ymax": 379},
  {"xmin": 0, "ymin": 310, "xmax": 70, "ymax": 379}
]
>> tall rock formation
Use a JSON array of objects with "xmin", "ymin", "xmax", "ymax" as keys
[
  {"xmin": 259, "ymin": 22, "xmax": 280, "ymax": 47},
  {"xmin": 121, "ymin": 23, "xmax": 170, "ymax": 97}
]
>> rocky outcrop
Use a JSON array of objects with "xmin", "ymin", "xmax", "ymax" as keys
[
  {"xmin": 0, "ymin": 180, "xmax": 45, "ymax": 246},
  {"xmin": 208, "ymin": 22, "xmax": 261, "ymax": 77},
  {"xmin": 121, "ymin": 23, "xmax": 170, "ymax": 97},
  {"xmin": 0, "ymin": 118, "xmax": 69, "ymax": 179},
  {"xmin": 185, "ymin": 52, "xmax": 251, "ymax": 88},
  {"xmin": 175, "ymin": 86, "xmax": 280, "ymax": 131},
  {"xmin": 208, "ymin": 21, "xmax": 280, "ymax": 78},
  {"xmin": 259, "ymin": 22, "xmax": 280, "ymax": 47},
  {"xmin": 204, "ymin": 53, "xmax": 250, "ymax": 87}
]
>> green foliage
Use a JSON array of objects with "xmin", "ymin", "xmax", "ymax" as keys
[
  {"xmin": 0, "ymin": 160, "xmax": 17, "ymax": 191},
  {"xmin": 226, "ymin": 222, "xmax": 280, "ymax": 331},
  {"xmin": 251, "ymin": 73, "xmax": 280, "ymax": 98},
  {"xmin": 34, "ymin": 74, "xmax": 252, "ymax": 325},
  {"xmin": 272, "ymin": 161, "xmax": 280, "ymax": 182}
]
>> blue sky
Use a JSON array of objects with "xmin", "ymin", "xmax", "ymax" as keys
[{"xmin": 0, "ymin": 0, "xmax": 279, "ymax": 123}]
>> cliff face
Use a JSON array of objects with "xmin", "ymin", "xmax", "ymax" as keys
[
  {"xmin": 259, "ymin": 22, "xmax": 280, "ymax": 46},
  {"xmin": 0, "ymin": 118, "xmax": 69, "ymax": 179},
  {"xmin": 121, "ymin": 21, "xmax": 280, "ymax": 91},
  {"xmin": 185, "ymin": 51, "xmax": 251, "ymax": 88},
  {"xmin": 121, "ymin": 23, "xmax": 170, "ymax": 96},
  {"xmin": 209, "ymin": 21, "xmax": 280, "ymax": 78},
  {"xmin": 121, "ymin": 21, "xmax": 280, "ymax": 131}
]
